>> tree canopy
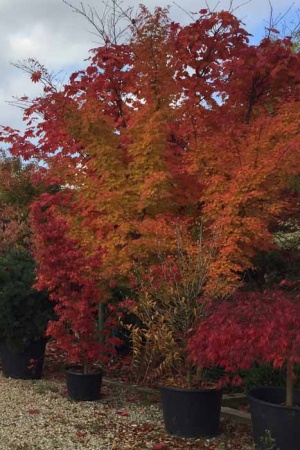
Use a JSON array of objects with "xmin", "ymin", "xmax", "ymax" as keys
[{"xmin": 1, "ymin": 5, "xmax": 300, "ymax": 296}]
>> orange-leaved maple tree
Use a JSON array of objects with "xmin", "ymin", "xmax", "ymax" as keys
[{"xmin": 0, "ymin": 5, "xmax": 300, "ymax": 322}]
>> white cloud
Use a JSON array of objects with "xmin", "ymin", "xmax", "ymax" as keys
[
  {"xmin": 9, "ymin": 25, "xmax": 49, "ymax": 61},
  {"xmin": 8, "ymin": 23, "xmax": 91, "ymax": 67}
]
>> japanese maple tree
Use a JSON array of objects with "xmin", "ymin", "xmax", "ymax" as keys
[
  {"xmin": 189, "ymin": 284, "xmax": 300, "ymax": 406},
  {"xmin": 30, "ymin": 190, "xmax": 122, "ymax": 372}
]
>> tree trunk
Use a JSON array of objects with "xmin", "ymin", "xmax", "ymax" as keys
[
  {"xmin": 286, "ymin": 360, "xmax": 294, "ymax": 407},
  {"xmin": 187, "ymin": 368, "xmax": 193, "ymax": 389},
  {"xmin": 83, "ymin": 362, "xmax": 89, "ymax": 375}
]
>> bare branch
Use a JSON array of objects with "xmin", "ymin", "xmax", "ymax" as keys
[
  {"xmin": 11, "ymin": 59, "xmax": 62, "ymax": 92},
  {"xmin": 264, "ymin": 1, "xmax": 299, "ymax": 40},
  {"xmin": 172, "ymin": 2, "xmax": 196, "ymax": 22},
  {"xmin": 62, "ymin": 0, "xmax": 136, "ymax": 45},
  {"xmin": 230, "ymin": 0, "xmax": 253, "ymax": 14},
  {"xmin": 205, "ymin": 0, "xmax": 220, "ymax": 13}
]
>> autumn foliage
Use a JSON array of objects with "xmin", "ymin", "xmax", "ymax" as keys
[
  {"xmin": 0, "ymin": 153, "xmax": 42, "ymax": 254},
  {"xmin": 30, "ymin": 191, "xmax": 122, "ymax": 369},
  {"xmin": 125, "ymin": 225, "xmax": 212, "ymax": 387},
  {"xmin": 1, "ymin": 5, "xmax": 300, "ymax": 373},
  {"xmin": 188, "ymin": 284, "xmax": 300, "ymax": 405}
]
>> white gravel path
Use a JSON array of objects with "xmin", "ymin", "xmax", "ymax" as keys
[
  {"xmin": 0, "ymin": 376, "xmax": 164, "ymax": 449},
  {"xmin": 0, "ymin": 375, "xmax": 254, "ymax": 449}
]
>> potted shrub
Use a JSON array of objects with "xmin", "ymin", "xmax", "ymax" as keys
[
  {"xmin": 0, "ymin": 250, "xmax": 53, "ymax": 379},
  {"xmin": 125, "ymin": 227, "xmax": 222, "ymax": 438},
  {"xmin": 47, "ymin": 300, "xmax": 107, "ymax": 402},
  {"xmin": 54, "ymin": 307, "xmax": 106, "ymax": 403},
  {"xmin": 189, "ymin": 285, "xmax": 300, "ymax": 450},
  {"xmin": 49, "ymin": 293, "xmax": 123, "ymax": 402},
  {"xmin": 46, "ymin": 284, "xmax": 120, "ymax": 401},
  {"xmin": 0, "ymin": 153, "xmax": 52, "ymax": 379},
  {"xmin": 65, "ymin": 361, "xmax": 104, "ymax": 402}
]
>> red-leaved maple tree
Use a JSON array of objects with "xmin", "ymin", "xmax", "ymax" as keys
[
  {"xmin": 30, "ymin": 190, "xmax": 122, "ymax": 372},
  {"xmin": 189, "ymin": 285, "xmax": 300, "ymax": 406}
]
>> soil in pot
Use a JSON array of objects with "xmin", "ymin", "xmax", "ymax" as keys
[
  {"xmin": 248, "ymin": 387, "xmax": 300, "ymax": 450},
  {"xmin": 159, "ymin": 385, "xmax": 222, "ymax": 438},
  {"xmin": 66, "ymin": 366, "xmax": 103, "ymax": 401},
  {"xmin": 1, "ymin": 339, "xmax": 47, "ymax": 380}
]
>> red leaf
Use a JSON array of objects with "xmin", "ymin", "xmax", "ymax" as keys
[
  {"xmin": 153, "ymin": 444, "xmax": 166, "ymax": 450},
  {"xmin": 28, "ymin": 409, "xmax": 40, "ymax": 415},
  {"xmin": 76, "ymin": 431, "xmax": 86, "ymax": 437},
  {"xmin": 118, "ymin": 410, "xmax": 129, "ymax": 416},
  {"xmin": 30, "ymin": 71, "xmax": 42, "ymax": 83}
]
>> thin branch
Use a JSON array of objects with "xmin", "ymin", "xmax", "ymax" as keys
[
  {"xmin": 63, "ymin": 0, "xmax": 110, "ymax": 43},
  {"xmin": 230, "ymin": 0, "xmax": 253, "ymax": 14},
  {"xmin": 63, "ymin": 0, "xmax": 136, "ymax": 45},
  {"xmin": 172, "ymin": 2, "xmax": 196, "ymax": 22},
  {"xmin": 265, "ymin": 1, "xmax": 298, "ymax": 39},
  {"xmin": 205, "ymin": 0, "xmax": 220, "ymax": 13}
]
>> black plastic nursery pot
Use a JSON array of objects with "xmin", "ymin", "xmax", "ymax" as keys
[
  {"xmin": 159, "ymin": 385, "xmax": 222, "ymax": 438},
  {"xmin": 66, "ymin": 367, "xmax": 103, "ymax": 401},
  {"xmin": 248, "ymin": 387, "xmax": 300, "ymax": 450},
  {"xmin": 1, "ymin": 339, "xmax": 47, "ymax": 380}
]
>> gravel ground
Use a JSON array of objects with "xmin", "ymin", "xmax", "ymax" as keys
[{"xmin": 0, "ymin": 375, "xmax": 254, "ymax": 449}]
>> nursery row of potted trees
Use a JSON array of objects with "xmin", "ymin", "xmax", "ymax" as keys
[
  {"xmin": 0, "ymin": 129, "xmax": 298, "ymax": 450},
  {"xmin": 0, "ymin": 171, "xmax": 299, "ymax": 450},
  {"xmin": 123, "ymin": 236, "xmax": 300, "ymax": 450},
  {"xmin": 2, "ymin": 230, "xmax": 300, "ymax": 450}
]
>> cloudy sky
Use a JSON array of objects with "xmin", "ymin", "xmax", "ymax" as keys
[{"xmin": 0, "ymin": 0, "xmax": 299, "ymax": 132}]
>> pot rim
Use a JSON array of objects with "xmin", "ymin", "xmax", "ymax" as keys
[
  {"xmin": 65, "ymin": 364, "xmax": 103, "ymax": 376},
  {"xmin": 158, "ymin": 384, "xmax": 222, "ymax": 394},
  {"xmin": 247, "ymin": 386, "xmax": 300, "ymax": 411}
]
